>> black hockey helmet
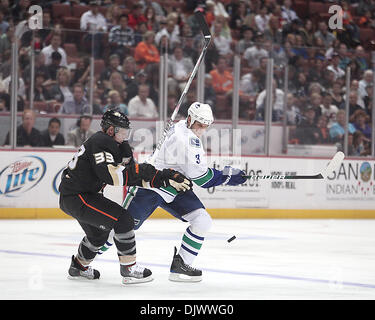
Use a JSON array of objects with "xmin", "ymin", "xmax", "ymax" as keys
[{"xmin": 101, "ymin": 109, "xmax": 131, "ymax": 131}]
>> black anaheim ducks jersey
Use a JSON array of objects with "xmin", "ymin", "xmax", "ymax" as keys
[{"xmin": 59, "ymin": 131, "xmax": 127, "ymax": 195}]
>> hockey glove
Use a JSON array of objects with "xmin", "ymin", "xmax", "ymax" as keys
[
  {"xmin": 222, "ymin": 166, "xmax": 247, "ymax": 186},
  {"xmin": 148, "ymin": 169, "xmax": 192, "ymax": 192},
  {"xmin": 163, "ymin": 169, "xmax": 193, "ymax": 193},
  {"xmin": 119, "ymin": 141, "xmax": 134, "ymax": 166}
]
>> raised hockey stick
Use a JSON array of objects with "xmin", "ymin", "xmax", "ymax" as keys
[
  {"xmin": 242, "ymin": 151, "xmax": 345, "ymax": 180},
  {"xmin": 147, "ymin": 11, "xmax": 212, "ymax": 165}
]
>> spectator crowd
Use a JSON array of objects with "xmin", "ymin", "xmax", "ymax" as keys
[{"xmin": 0, "ymin": 0, "xmax": 374, "ymax": 155}]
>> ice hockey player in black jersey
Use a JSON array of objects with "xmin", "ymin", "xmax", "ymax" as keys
[{"xmin": 59, "ymin": 110, "xmax": 192, "ymax": 284}]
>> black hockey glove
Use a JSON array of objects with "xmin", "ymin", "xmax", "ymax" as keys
[
  {"xmin": 149, "ymin": 169, "xmax": 192, "ymax": 193},
  {"xmin": 119, "ymin": 141, "xmax": 134, "ymax": 166}
]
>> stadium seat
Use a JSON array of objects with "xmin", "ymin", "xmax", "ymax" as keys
[
  {"xmin": 293, "ymin": 1, "xmax": 308, "ymax": 19},
  {"xmin": 72, "ymin": 5, "xmax": 90, "ymax": 18},
  {"xmin": 63, "ymin": 43, "xmax": 78, "ymax": 57},
  {"xmin": 62, "ymin": 16, "xmax": 81, "ymax": 30},
  {"xmin": 31, "ymin": 101, "xmax": 48, "ymax": 112},
  {"xmin": 52, "ymin": 3, "xmax": 72, "ymax": 20},
  {"xmin": 308, "ymin": 2, "xmax": 331, "ymax": 15},
  {"xmin": 360, "ymin": 28, "xmax": 375, "ymax": 44}
]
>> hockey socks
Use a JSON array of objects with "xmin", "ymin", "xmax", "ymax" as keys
[{"xmin": 178, "ymin": 227, "xmax": 204, "ymax": 266}]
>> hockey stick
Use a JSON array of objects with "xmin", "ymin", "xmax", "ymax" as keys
[
  {"xmin": 242, "ymin": 151, "xmax": 345, "ymax": 180},
  {"xmin": 147, "ymin": 11, "xmax": 212, "ymax": 165}
]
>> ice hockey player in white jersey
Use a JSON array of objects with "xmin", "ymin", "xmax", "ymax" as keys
[{"xmin": 100, "ymin": 102, "xmax": 246, "ymax": 282}]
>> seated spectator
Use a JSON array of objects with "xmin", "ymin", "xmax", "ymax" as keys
[
  {"xmin": 128, "ymin": 84, "xmax": 158, "ymax": 118},
  {"xmin": 28, "ymin": 72, "xmax": 50, "ymax": 102},
  {"xmin": 307, "ymin": 92, "xmax": 323, "ymax": 123},
  {"xmin": 316, "ymin": 115, "xmax": 331, "ymax": 144},
  {"xmin": 240, "ymin": 70, "xmax": 261, "ymax": 96},
  {"xmin": 353, "ymin": 46, "xmax": 369, "ymax": 72},
  {"xmin": 349, "ymin": 131, "xmax": 369, "ymax": 156},
  {"xmin": 140, "ymin": 0, "xmax": 165, "ymax": 20},
  {"xmin": 40, "ymin": 117, "xmax": 65, "ymax": 147},
  {"xmin": 281, "ymin": 0, "xmax": 299, "ymax": 24},
  {"xmin": 122, "ymin": 56, "xmax": 138, "ymax": 84},
  {"xmin": 108, "ymin": 14, "xmax": 135, "ymax": 60},
  {"xmin": 128, "ymin": 3, "xmax": 147, "ymax": 30},
  {"xmin": 80, "ymin": 0, "xmax": 108, "ymax": 58},
  {"xmin": 41, "ymin": 33, "xmax": 68, "ymax": 68},
  {"xmin": 330, "ymin": 81, "xmax": 345, "ymax": 109},
  {"xmin": 347, "ymin": 91, "xmax": 362, "ymax": 116},
  {"xmin": 285, "ymin": 93, "xmax": 302, "ymax": 125},
  {"xmin": 295, "ymin": 106, "xmax": 320, "ymax": 144},
  {"xmin": 168, "ymin": 45, "xmax": 194, "ymax": 92},
  {"xmin": 46, "ymin": 51, "xmax": 63, "ymax": 81},
  {"xmin": 237, "ymin": 27, "xmax": 254, "ymax": 54},
  {"xmin": 104, "ymin": 71, "xmax": 127, "ymax": 103},
  {"xmin": 228, "ymin": 0, "xmax": 248, "ymax": 31},
  {"xmin": 314, "ymin": 21, "xmax": 336, "ymax": 49},
  {"xmin": 256, "ymin": 79, "xmax": 284, "ymax": 121},
  {"xmin": 3, "ymin": 109, "xmax": 43, "ymax": 147},
  {"xmin": 71, "ymin": 56, "xmax": 90, "ymax": 85},
  {"xmin": 350, "ymin": 109, "xmax": 372, "ymax": 140},
  {"xmin": 341, "ymin": 1, "xmax": 360, "ymax": 46},
  {"xmin": 59, "ymin": 83, "xmax": 90, "ymax": 114},
  {"xmin": 359, "ymin": 70, "xmax": 373, "ymax": 102},
  {"xmin": 329, "ymin": 109, "xmax": 356, "ymax": 143},
  {"xmin": 23, "ymin": 52, "xmax": 50, "ymax": 87},
  {"xmin": 103, "ymin": 90, "xmax": 128, "ymax": 115},
  {"xmin": 46, "ymin": 68, "xmax": 73, "ymax": 104},
  {"xmin": 264, "ymin": 14, "xmax": 283, "ymax": 45},
  {"xmin": 126, "ymin": 69, "xmax": 158, "ymax": 106},
  {"xmin": 212, "ymin": 20, "xmax": 233, "ymax": 59},
  {"xmin": 155, "ymin": 18, "xmax": 180, "ymax": 48},
  {"xmin": 254, "ymin": 5, "xmax": 270, "ymax": 33},
  {"xmin": 66, "ymin": 115, "xmax": 95, "ymax": 147},
  {"xmin": 320, "ymin": 92, "xmax": 338, "ymax": 127},
  {"xmin": 134, "ymin": 30, "xmax": 160, "ymax": 70},
  {"xmin": 99, "ymin": 54, "xmax": 123, "ymax": 86},
  {"xmin": 209, "ymin": 56, "xmax": 233, "ymax": 96},
  {"xmin": 327, "ymin": 52, "xmax": 345, "ymax": 81},
  {"xmin": 243, "ymin": 33, "xmax": 268, "ymax": 69},
  {"xmin": 144, "ymin": 6, "xmax": 160, "ymax": 32}
]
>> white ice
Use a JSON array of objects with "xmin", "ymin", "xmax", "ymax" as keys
[{"xmin": 1, "ymin": 218, "xmax": 375, "ymax": 300}]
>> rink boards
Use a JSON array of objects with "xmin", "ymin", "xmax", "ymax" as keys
[{"xmin": 0, "ymin": 150, "xmax": 374, "ymax": 219}]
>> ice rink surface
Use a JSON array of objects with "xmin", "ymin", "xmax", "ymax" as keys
[{"xmin": 1, "ymin": 218, "xmax": 375, "ymax": 300}]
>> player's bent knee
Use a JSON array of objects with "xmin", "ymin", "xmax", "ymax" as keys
[{"xmin": 185, "ymin": 208, "xmax": 212, "ymax": 235}]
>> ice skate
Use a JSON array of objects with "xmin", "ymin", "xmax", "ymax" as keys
[
  {"xmin": 169, "ymin": 247, "xmax": 202, "ymax": 282},
  {"xmin": 68, "ymin": 255, "xmax": 100, "ymax": 280},
  {"xmin": 120, "ymin": 263, "xmax": 153, "ymax": 284}
]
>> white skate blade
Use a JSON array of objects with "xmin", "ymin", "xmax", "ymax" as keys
[
  {"xmin": 169, "ymin": 272, "xmax": 202, "ymax": 283},
  {"xmin": 122, "ymin": 275, "xmax": 153, "ymax": 285}
]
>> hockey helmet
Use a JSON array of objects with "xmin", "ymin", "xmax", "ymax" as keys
[
  {"xmin": 187, "ymin": 102, "xmax": 214, "ymax": 128},
  {"xmin": 101, "ymin": 109, "xmax": 131, "ymax": 131}
]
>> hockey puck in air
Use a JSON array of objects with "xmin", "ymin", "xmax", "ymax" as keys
[{"xmin": 227, "ymin": 235, "xmax": 236, "ymax": 243}]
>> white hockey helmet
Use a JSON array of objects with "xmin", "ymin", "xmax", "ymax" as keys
[{"xmin": 187, "ymin": 102, "xmax": 214, "ymax": 128}]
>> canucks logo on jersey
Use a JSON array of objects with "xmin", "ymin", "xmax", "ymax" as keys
[{"xmin": 190, "ymin": 137, "xmax": 201, "ymax": 148}]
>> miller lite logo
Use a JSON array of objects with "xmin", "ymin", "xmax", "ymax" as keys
[{"xmin": 0, "ymin": 156, "xmax": 46, "ymax": 197}]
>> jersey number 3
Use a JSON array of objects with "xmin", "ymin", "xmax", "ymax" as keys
[{"xmin": 195, "ymin": 154, "xmax": 200, "ymax": 164}]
